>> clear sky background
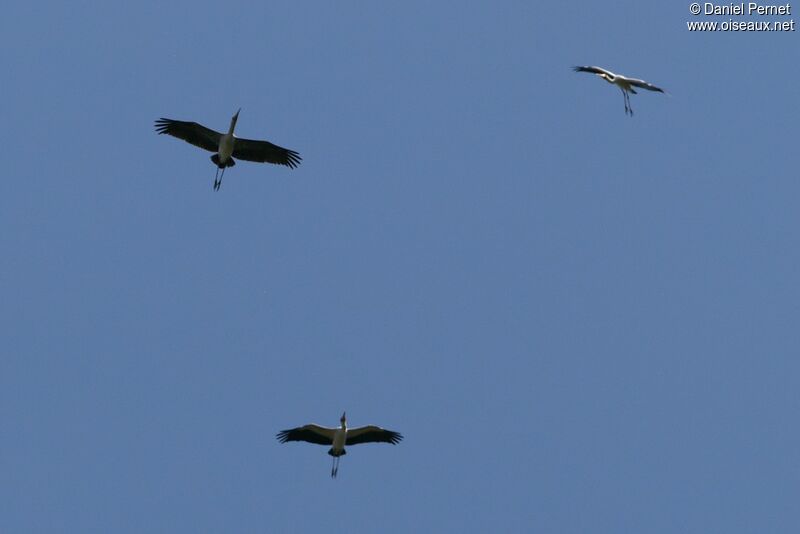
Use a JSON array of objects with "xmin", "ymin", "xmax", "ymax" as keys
[{"xmin": 1, "ymin": 2, "xmax": 798, "ymax": 532}]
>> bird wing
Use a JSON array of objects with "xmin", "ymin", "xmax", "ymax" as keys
[
  {"xmin": 154, "ymin": 118, "xmax": 222, "ymax": 153},
  {"xmin": 573, "ymin": 65, "xmax": 614, "ymax": 76},
  {"xmin": 276, "ymin": 424, "xmax": 336, "ymax": 445},
  {"xmin": 626, "ymin": 78, "xmax": 665, "ymax": 93},
  {"xmin": 346, "ymin": 426, "xmax": 403, "ymax": 446},
  {"xmin": 232, "ymin": 137, "xmax": 302, "ymax": 168}
]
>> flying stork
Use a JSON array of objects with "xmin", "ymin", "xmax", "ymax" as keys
[
  {"xmin": 573, "ymin": 66, "xmax": 666, "ymax": 116},
  {"xmin": 154, "ymin": 109, "xmax": 301, "ymax": 190},
  {"xmin": 276, "ymin": 412, "xmax": 403, "ymax": 478}
]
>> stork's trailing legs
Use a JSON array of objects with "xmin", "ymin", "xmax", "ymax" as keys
[
  {"xmin": 213, "ymin": 167, "xmax": 226, "ymax": 191},
  {"xmin": 620, "ymin": 89, "xmax": 634, "ymax": 117},
  {"xmin": 331, "ymin": 456, "xmax": 340, "ymax": 478},
  {"xmin": 620, "ymin": 89, "xmax": 628, "ymax": 116}
]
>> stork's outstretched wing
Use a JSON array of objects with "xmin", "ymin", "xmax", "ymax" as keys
[
  {"xmin": 346, "ymin": 426, "xmax": 403, "ymax": 446},
  {"xmin": 627, "ymin": 78, "xmax": 665, "ymax": 93},
  {"xmin": 276, "ymin": 424, "xmax": 336, "ymax": 445},
  {"xmin": 573, "ymin": 66, "xmax": 614, "ymax": 76},
  {"xmin": 154, "ymin": 118, "xmax": 222, "ymax": 153},
  {"xmin": 233, "ymin": 138, "xmax": 302, "ymax": 168}
]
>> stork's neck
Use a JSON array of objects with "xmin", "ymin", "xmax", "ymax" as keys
[{"xmin": 227, "ymin": 116, "xmax": 237, "ymax": 135}]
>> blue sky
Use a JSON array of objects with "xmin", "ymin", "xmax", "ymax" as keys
[{"xmin": 1, "ymin": 2, "xmax": 798, "ymax": 532}]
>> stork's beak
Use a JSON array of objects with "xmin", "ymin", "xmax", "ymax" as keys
[{"xmin": 234, "ymin": 108, "xmax": 241, "ymax": 119}]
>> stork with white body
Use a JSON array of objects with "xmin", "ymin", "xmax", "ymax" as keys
[
  {"xmin": 155, "ymin": 109, "xmax": 301, "ymax": 190},
  {"xmin": 277, "ymin": 412, "xmax": 403, "ymax": 478},
  {"xmin": 573, "ymin": 66, "xmax": 666, "ymax": 116}
]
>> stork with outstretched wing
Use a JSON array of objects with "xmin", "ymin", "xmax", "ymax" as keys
[
  {"xmin": 277, "ymin": 412, "xmax": 403, "ymax": 478},
  {"xmin": 155, "ymin": 109, "xmax": 301, "ymax": 190},
  {"xmin": 573, "ymin": 66, "xmax": 666, "ymax": 116}
]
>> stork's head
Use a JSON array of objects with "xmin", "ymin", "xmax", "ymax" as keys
[
  {"xmin": 340, "ymin": 412, "xmax": 347, "ymax": 425},
  {"xmin": 229, "ymin": 108, "xmax": 241, "ymax": 132}
]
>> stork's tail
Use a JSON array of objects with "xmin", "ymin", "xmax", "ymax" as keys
[
  {"xmin": 328, "ymin": 448, "xmax": 346, "ymax": 457},
  {"xmin": 210, "ymin": 154, "xmax": 236, "ymax": 169}
]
